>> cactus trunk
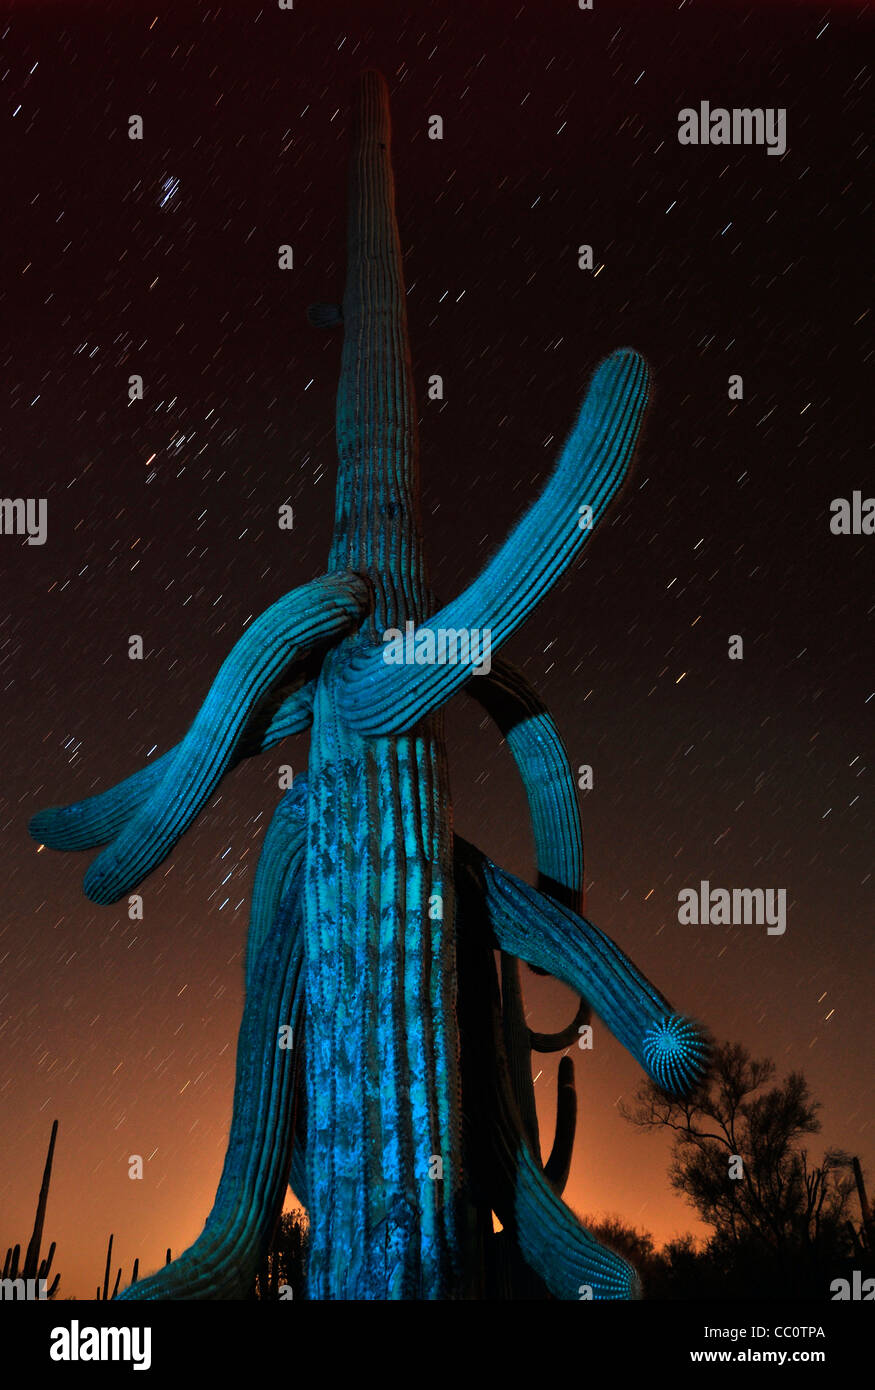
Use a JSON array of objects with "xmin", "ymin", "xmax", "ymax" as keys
[{"xmin": 304, "ymin": 70, "xmax": 460, "ymax": 1301}]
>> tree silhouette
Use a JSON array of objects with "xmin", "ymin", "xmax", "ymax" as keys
[
  {"xmin": 622, "ymin": 1041, "xmax": 861, "ymax": 1297},
  {"xmin": 253, "ymin": 1210, "xmax": 309, "ymax": 1300}
]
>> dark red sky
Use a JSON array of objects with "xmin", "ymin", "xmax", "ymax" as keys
[{"xmin": 1, "ymin": 0, "xmax": 872, "ymax": 1299}]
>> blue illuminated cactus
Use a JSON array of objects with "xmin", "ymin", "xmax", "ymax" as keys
[
  {"xmin": 642, "ymin": 1016, "xmax": 710, "ymax": 1096},
  {"xmin": 29, "ymin": 70, "xmax": 708, "ymax": 1300}
]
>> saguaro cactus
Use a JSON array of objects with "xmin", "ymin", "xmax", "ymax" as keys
[
  {"xmin": 4, "ymin": 1118, "xmax": 61, "ymax": 1298},
  {"xmin": 29, "ymin": 70, "xmax": 708, "ymax": 1300}
]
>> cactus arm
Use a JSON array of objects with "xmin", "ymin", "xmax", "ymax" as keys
[
  {"xmin": 31, "ymin": 745, "xmax": 180, "ymax": 852},
  {"xmin": 37, "ymin": 1240, "xmax": 56, "ymax": 1282},
  {"xmin": 543, "ymin": 1056, "xmax": 577, "ymax": 1195},
  {"xmin": 30, "ymin": 679, "xmax": 315, "ymax": 854},
  {"xmin": 101, "ymin": 1233, "xmax": 113, "ymax": 1300},
  {"xmin": 455, "ymin": 860, "xmax": 638, "ymax": 1300},
  {"xmin": 490, "ymin": 1033, "xmax": 636, "ymax": 1299},
  {"xmin": 118, "ymin": 867, "xmax": 305, "ymax": 1299},
  {"xmin": 529, "ymin": 997, "xmax": 591, "ymax": 1053},
  {"xmin": 336, "ymin": 348, "xmax": 650, "ymax": 735},
  {"xmin": 466, "ymin": 657, "xmax": 585, "ymax": 914},
  {"xmin": 47, "ymin": 573, "xmax": 367, "ymax": 905},
  {"xmin": 467, "ymin": 654, "xmax": 591, "ymax": 997},
  {"xmin": 499, "ymin": 953, "xmax": 577, "ymax": 1200},
  {"xmin": 239, "ymin": 677, "xmax": 315, "ymax": 757},
  {"xmin": 23, "ymin": 1118, "xmax": 57, "ymax": 1280},
  {"xmin": 247, "ymin": 777, "xmax": 308, "ymax": 1205},
  {"xmin": 499, "ymin": 953, "xmax": 540, "ymax": 1154},
  {"xmin": 456, "ymin": 838, "xmax": 709, "ymax": 1097},
  {"xmin": 500, "ymin": 1126, "xmax": 639, "ymax": 1300},
  {"xmin": 245, "ymin": 777, "xmax": 308, "ymax": 988}
]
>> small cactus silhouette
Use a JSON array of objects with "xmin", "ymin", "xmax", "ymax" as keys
[{"xmin": 3, "ymin": 1119, "xmax": 61, "ymax": 1299}]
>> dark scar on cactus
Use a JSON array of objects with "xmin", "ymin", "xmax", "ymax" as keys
[{"xmin": 29, "ymin": 69, "xmax": 710, "ymax": 1301}]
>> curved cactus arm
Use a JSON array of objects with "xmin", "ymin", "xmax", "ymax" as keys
[
  {"xmin": 500, "ymin": 1129, "xmax": 639, "ymax": 1300},
  {"xmin": 529, "ymin": 997, "xmax": 591, "ymax": 1054},
  {"xmin": 456, "ymin": 838, "xmax": 709, "ymax": 1098},
  {"xmin": 499, "ymin": 953, "xmax": 540, "ymax": 1154},
  {"xmin": 29, "ymin": 678, "xmax": 315, "ymax": 853},
  {"xmin": 490, "ymin": 1052, "xmax": 635, "ymax": 1299},
  {"xmin": 238, "ymin": 677, "xmax": 315, "ymax": 759},
  {"xmin": 245, "ymin": 777, "xmax": 308, "ymax": 988},
  {"xmin": 454, "ymin": 857, "xmax": 638, "ymax": 1300},
  {"xmin": 38, "ymin": 1240, "xmax": 56, "ymax": 1283},
  {"xmin": 248, "ymin": 777, "xmax": 308, "ymax": 1212},
  {"xmin": 336, "ymin": 348, "xmax": 650, "ymax": 734},
  {"xmin": 543, "ymin": 1055, "xmax": 577, "ymax": 1196},
  {"xmin": 119, "ymin": 868, "xmax": 305, "ymax": 1300},
  {"xmin": 31, "ymin": 745, "xmax": 180, "ymax": 853},
  {"xmin": 466, "ymin": 654, "xmax": 591, "ymax": 995},
  {"xmin": 466, "ymin": 657, "xmax": 585, "ymax": 913},
  {"xmin": 37, "ymin": 1240, "xmax": 60, "ymax": 1298},
  {"xmin": 51, "ymin": 573, "xmax": 368, "ymax": 905}
]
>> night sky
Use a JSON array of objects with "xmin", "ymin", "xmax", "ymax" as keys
[{"xmin": 1, "ymin": 0, "xmax": 872, "ymax": 1300}]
